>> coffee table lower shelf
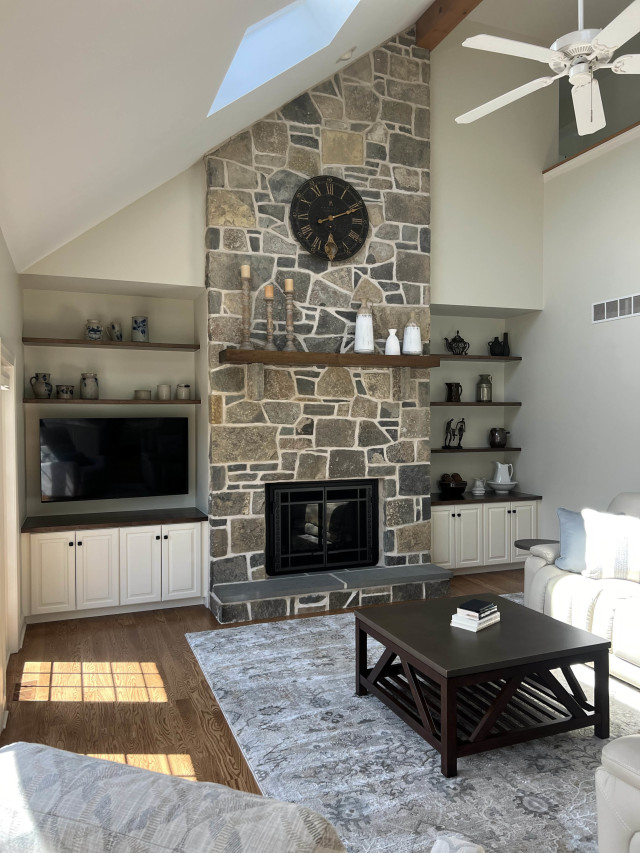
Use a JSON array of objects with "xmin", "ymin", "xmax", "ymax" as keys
[{"xmin": 356, "ymin": 620, "xmax": 609, "ymax": 777}]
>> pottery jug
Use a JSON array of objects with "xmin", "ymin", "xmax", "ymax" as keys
[
  {"xmin": 131, "ymin": 316, "xmax": 149, "ymax": 343},
  {"xmin": 476, "ymin": 373, "xmax": 492, "ymax": 402},
  {"xmin": 80, "ymin": 373, "xmax": 99, "ymax": 400},
  {"xmin": 85, "ymin": 319, "xmax": 103, "ymax": 341},
  {"xmin": 385, "ymin": 329, "xmax": 401, "ymax": 355},
  {"xmin": 488, "ymin": 336, "xmax": 503, "ymax": 356},
  {"xmin": 471, "ymin": 478, "xmax": 486, "ymax": 495},
  {"xmin": 354, "ymin": 299, "xmax": 374, "ymax": 354},
  {"xmin": 402, "ymin": 312, "xmax": 422, "ymax": 355},
  {"xmin": 492, "ymin": 461, "xmax": 514, "ymax": 483},
  {"xmin": 445, "ymin": 382, "xmax": 462, "ymax": 403},
  {"xmin": 30, "ymin": 372, "xmax": 52, "ymax": 399},
  {"xmin": 489, "ymin": 427, "xmax": 510, "ymax": 448}
]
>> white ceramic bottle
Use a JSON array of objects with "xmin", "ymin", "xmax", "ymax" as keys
[
  {"xmin": 354, "ymin": 299, "xmax": 374, "ymax": 354},
  {"xmin": 402, "ymin": 312, "xmax": 422, "ymax": 355},
  {"xmin": 385, "ymin": 329, "xmax": 401, "ymax": 355}
]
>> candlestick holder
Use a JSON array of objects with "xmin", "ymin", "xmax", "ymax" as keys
[
  {"xmin": 264, "ymin": 295, "xmax": 278, "ymax": 351},
  {"xmin": 283, "ymin": 291, "xmax": 296, "ymax": 352},
  {"xmin": 239, "ymin": 273, "xmax": 252, "ymax": 350}
]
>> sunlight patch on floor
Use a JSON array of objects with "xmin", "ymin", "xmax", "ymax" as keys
[
  {"xmin": 86, "ymin": 753, "xmax": 197, "ymax": 781},
  {"xmin": 573, "ymin": 662, "xmax": 640, "ymax": 714},
  {"xmin": 14, "ymin": 661, "xmax": 167, "ymax": 703}
]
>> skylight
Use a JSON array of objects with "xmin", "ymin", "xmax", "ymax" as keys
[{"xmin": 208, "ymin": 0, "xmax": 360, "ymax": 116}]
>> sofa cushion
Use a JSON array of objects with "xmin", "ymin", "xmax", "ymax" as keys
[
  {"xmin": 0, "ymin": 742, "xmax": 346, "ymax": 853},
  {"xmin": 591, "ymin": 580, "xmax": 640, "ymax": 643},
  {"xmin": 582, "ymin": 508, "xmax": 640, "ymax": 582},
  {"xmin": 544, "ymin": 570, "xmax": 602, "ymax": 631},
  {"xmin": 555, "ymin": 507, "xmax": 586, "ymax": 572},
  {"xmin": 611, "ymin": 597, "xmax": 640, "ymax": 668}
]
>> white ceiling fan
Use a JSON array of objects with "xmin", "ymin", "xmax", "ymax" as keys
[{"xmin": 456, "ymin": 0, "xmax": 640, "ymax": 135}]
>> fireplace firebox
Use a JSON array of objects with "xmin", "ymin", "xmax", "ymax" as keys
[{"xmin": 265, "ymin": 479, "xmax": 379, "ymax": 576}]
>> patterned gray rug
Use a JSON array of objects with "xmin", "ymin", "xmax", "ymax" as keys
[{"xmin": 187, "ymin": 601, "xmax": 640, "ymax": 853}]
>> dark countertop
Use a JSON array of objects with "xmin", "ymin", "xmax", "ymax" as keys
[
  {"xmin": 431, "ymin": 491, "xmax": 542, "ymax": 506},
  {"xmin": 22, "ymin": 506, "xmax": 207, "ymax": 533}
]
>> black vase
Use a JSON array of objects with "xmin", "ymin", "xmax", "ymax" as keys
[
  {"xmin": 488, "ymin": 336, "xmax": 503, "ymax": 356},
  {"xmin": 502, "ymin": 333, "xmax": 510, "ymax": 357}
]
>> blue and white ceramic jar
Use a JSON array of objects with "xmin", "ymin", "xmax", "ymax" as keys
[
  {"xmin": 131, "ymin": 316, "xmax": 149, "ymax": 342},
  {"xmin": 80, "ymin": 373, "xmax": 99, "ymax": 400},
  {"xmin": 30, "ymin": 372, "xmax": 53, "ymax": 398},
  {"xmin": 85, "ymin": 319, "xmax": 103, "ymax": 341}
]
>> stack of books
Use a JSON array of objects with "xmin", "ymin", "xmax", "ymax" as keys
[{"xmin": 450, "ymin": 598, "xmax": 500, "ymax": 632}]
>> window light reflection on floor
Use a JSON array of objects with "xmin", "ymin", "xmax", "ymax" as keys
[
  {"xmin": 15, "ymin": 662, "xmax": 167, "ymax": 703},
  {"xmin": 86, "ymin": 753, "xmax": 197, "ymax": 781}
]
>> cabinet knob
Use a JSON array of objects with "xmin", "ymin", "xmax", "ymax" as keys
[
  {"xmin": 163, "ymin": 535, "xmax": 168, "ymax": 540},
  {"xmin": 451, "ymin": 513, "xmax": 456, "ymax": 518},
  {"xmin": 155, "ymin": 535, "xmax": 160, "ymax": 540},
  {"xmin": 77, "ymin": 541, "xmax": 83, "ymax": 546},
  {"xmin": 69, "ymin": 541, "xmax": 73, "ymax": 547},
  {"xmin": 457, "ymin": 513, "xmax": 461, "ymax": 518}
]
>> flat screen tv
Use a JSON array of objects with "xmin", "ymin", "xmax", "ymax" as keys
[{"xmin": 40, "ymin": 417, "xmax": 189, "ymax": 503}]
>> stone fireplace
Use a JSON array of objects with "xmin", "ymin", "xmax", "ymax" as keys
[{"xmin": 205, "ymin": 28, "xmax": 450, "ymax": 622}]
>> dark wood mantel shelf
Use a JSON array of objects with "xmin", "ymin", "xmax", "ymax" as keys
[
  {"xmin": 219, "ymin": 349, "xmax": 440, "ymax": 369},
  {"xmin": 22, "ymin": 337, "xmax": 199, "ymax": 352},
  {"xmin": 432, "ymin": 447, "xmax": 522, "ymax": 454}
]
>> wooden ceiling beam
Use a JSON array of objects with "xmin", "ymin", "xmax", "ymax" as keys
[{"xmin": 416, "ymin": 0, "xmax": 484, "ymax": 51}]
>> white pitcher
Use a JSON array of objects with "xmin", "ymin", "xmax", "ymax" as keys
[{"xmin": 493, "ymin": 462, "xmax": 513, "ymax": 483}]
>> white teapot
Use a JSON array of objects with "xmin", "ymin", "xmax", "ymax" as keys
[{"xmin": 492, "ymin": 462, "xmax": 514, "ymax": 483}]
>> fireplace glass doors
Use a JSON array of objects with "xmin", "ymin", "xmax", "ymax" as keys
[{"xmin": 265, "ymin": 479, "xmax": 379, "ymax": 576}]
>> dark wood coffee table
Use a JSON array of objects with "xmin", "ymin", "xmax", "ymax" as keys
[{"xmin": 355, "ymin": 594, "xmax": 610, "ymax": 777}]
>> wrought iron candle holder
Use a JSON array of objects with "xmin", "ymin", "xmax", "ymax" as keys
[
  {"xmin": 283, "ymin": 279, "xmax": 296, "ymax": 352},
  {"xmin": 239, "ymin": 267, "xmax": 252, "ymax": 350},
  {"xmin": 264, "ymin": 285, "xmax": 277, "ymax": 351}
]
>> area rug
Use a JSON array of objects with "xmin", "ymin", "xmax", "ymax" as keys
[{"xmin": 187, "ymin": 603, "xmax": 640, "ymax": 853}]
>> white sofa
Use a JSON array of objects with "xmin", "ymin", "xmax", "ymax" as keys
[
  {"xmin": 524, "ymin": 493, "xmax": 640, "ymax": 689},
  {"xmin": 596, "ymin": 734, "xmax": 640, "ymax": 852}
]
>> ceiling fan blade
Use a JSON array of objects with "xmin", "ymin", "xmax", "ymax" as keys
[
  {"xmin": 595, "ymin": 0, "xmax": 640, "ymax": 50},
  {"xmin": 462, "ymin": 34, "xmax": 565, "ymax": 64},
  {"xmin": 612, "ymin": 53, "xmax": 640, "ymax": 73},
  {"xmin": 455, "ymin": 75, "xmax": 563, "ymax": 124},
  {"xmin": 571, "ymin": 78, "xmax": 606, "ymax": 135}
]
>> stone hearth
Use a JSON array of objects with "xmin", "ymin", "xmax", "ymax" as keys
[{"xmin": 205, "ymin": 28, "xmax": 439, "ymax": 623}]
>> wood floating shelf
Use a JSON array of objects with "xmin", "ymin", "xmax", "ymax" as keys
[
  {"xmin": 24, "ymin": 398, "xmax": 201, "ymax": 405},
  {"xmin": 432, "ymin": 353, "xmax": 522, "ymax": 362},
  {"xmin": 431, "ymin": 401, "xmax": 521, "ymax": 407},
  {"xmin": 22, "ymin": 337, "xmax": 199, "ymax": 352},
  {"xmin": 219, "ymin": 348, "xmax": 440, "ymax": 369},
  {"xmin": 432, "ymin": 447, "xmax": 522, "ymax": 454}
]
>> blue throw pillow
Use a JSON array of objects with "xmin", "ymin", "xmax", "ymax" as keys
[{"xmin": 556, "ymin": 507, "xmax": 587, "ymax": 572}]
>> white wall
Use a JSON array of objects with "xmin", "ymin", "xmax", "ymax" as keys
[
  {"xmin": 23, "ymin": 163, "xmax": 205, "ymax": 291},
  {"xmin": 430, "ymin": 18, "xmax": 557, "ymax": 314},
  {"xmin": 508, "ymin": 136, "xmax": 640, "ymax": 533}
]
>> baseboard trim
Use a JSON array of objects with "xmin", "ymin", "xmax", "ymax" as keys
[
  {"xmin": 25, "ymin": 596, "xmax": 208, "ymax": 624},
  {"xmin": 452, "ymin": 563, "xmax": 524, "ymax": 576}
]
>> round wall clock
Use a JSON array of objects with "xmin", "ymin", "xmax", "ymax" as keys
[{"xmin": 289, "ymin": 175, "xmax": 369, "ymax": 262}]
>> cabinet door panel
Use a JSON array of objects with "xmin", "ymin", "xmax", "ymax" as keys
[
  {"xmin": 120, "ymin": 526, "xmax": 162, "ymax": 605},
  {"xmin": 31, "ymin": 532, "xmax": 76, "ymax": 614},
  {"xmin": 511, "ymin": 501, "xmax": 538, "ymax": 562},
  {"xmin": 161, "ymin": 523, "xmax": 201, "ymax": 601},
  {"xmin": 483, "ymin": 503, "xmax": 511, "ymax": 565},
  {"xmin": 431, "ymin": 508, "xmax": 455, "ymax": 570},
  {"xmin": 456, "ymin": 506, "xmax": 483, "ymax": 569},
  {"xmin": 76, "ymin": 529, "xmax": 119, "ymax": 610}
]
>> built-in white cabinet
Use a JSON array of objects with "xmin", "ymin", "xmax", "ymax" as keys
[
  {"xmin": 31, "ymin": 528, "xmax": 118, "ymax": 614},
  {"xmin": 432, "ymin": 499, "xmax": 539, "ymax": 573},
  {"xmin": 483, "ymin": 501, "xmax": 538, "ymax": 566},
  {"xmin": 431, "ymin": 505, "xmax": 484, "ymax": 571},
  {"xmin": 119, "ymin": 522, "xmax": 201, "ymax": 605},
  {"xmin": 29, "ymin": 520, "xmax": 204, "ymax": 618}
]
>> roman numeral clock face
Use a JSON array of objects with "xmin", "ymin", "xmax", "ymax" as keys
[{"xmin": 290, "ymin": 176, "xmax": 369, "ymax": 262}]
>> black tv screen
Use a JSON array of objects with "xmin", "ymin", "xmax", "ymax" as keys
[{"xmin": 40, "ymin": 417, "xmax": 189, "ymax": 502}]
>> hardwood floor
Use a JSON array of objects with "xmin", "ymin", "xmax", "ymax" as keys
[{"xmin": 0, "ymin": 569, "xmax": 523, "ymax": 792}]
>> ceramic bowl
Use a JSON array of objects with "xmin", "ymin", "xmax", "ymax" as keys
[
  {"xmin": 487, "ymin": 480, "xmax": 518, "ymax": 494},
  {"xmin": 439, "ymin": 480, "xmax": 467, "ymax": 498}
]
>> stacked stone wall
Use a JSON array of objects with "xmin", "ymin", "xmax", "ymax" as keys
[{"xmin": 205, "ymin": 29, "xmax": 432, "ymax": 600}]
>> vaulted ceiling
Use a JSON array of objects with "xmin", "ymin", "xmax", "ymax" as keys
[{"xmin": 0, "ymin": 0, "xmax": 630, "ymax": 272}]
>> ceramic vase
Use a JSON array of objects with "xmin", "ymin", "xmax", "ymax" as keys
[
  {"xmin": 131, "ymin": 316, "xmax": 149, "ymax": 342},
  {"xmin": 56, "ymin": 384, "xmax": 74, "ymax": 400},
  {"xmin": 176, "ymin": 384, "xmax": 191, "ymax": 400},
  {"xmin": 108, "ymin": 321, "xmax": 123, "ymax": 341},
  {"xmin": 385, "ymin": 329, "xmax": 401, "ymax": 355},
  {"xmin": 30, "ymin": 372, "xmax": 52, "ymax": 399},
  {"xmin": 402, "ymin": 314, "xmax": 422, "ymax": 355},
  {"xmin": 80, "ymin": 373, "xmax": 99, "ymax": 400},
  {"xmin": 85, "ymin": 320, "xmax": 103, "ymax": 341},
  {"xmin": 354, "ymin": 300, "xmax": 374, "ymax": 354}
]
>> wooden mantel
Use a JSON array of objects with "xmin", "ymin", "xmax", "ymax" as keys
[
  {"xmin": 218, "ymin": 349, "xmax": 440, "ymax": 369},
  {"xmin": 416, "ymin": 0, "xmax": 484, "ymax": 51}
]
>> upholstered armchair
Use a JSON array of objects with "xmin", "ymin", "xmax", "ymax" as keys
[{"xmin": 596, "ymin": 735, "xmax": 640, "ymax": 852}]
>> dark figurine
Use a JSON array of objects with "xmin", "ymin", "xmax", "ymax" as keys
[
  {"xmin": 455, "ymin": 418, "xmax": 466, "ymax": 448},
  {"xmin": 444, "ymin": 330, "xmax": 470, "ymax": 356},
  {"xmin": 443, "ymin": 418, "xmax": 456, "ymax": 449}
]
